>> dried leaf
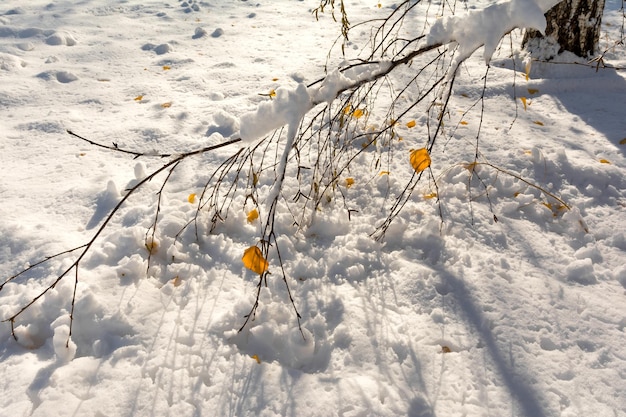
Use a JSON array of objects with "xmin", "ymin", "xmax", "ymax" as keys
[
  {"xmin": 520, "ymin": 97, "xmax": 527, "ymax": 111},
  {"xmin": 441, "ymin": 346, "xmax": 452, "ymax": 353},
  {"xmin": 527, "ymin": 88, "xmax": 539, "ymax": 94},
  {"xmin": 252, "ymin": 354, "xmax": 261, "ymax": 364},
  {"xmin": 247, "ymin": 208, "xmax": 259, "ymax": 223},
  {"xmin": 460, "ymin": 120, "xmax": 468, "ymax": 125},
  {"xmin": 464, "ymin": 161, "xmax": 478, "ymax": 172},
  {"xmin": 599, "ymin": 159, "xmax": 611, "ymax": 164},
  {"xmin": 352, "ymin": 109, "xmax": 365, "ymax": 119},
  {"xmin": 145, "ymin": 238, "xmax": 158, "ymax": 254},
  {"xmin": 134, "ymin": 95, "xmax": 144, "ymax": 101},
  {"xmin": 269, "ymin": 89, "xmax": 276, "ymax": 98},
  {"xmin": 524, "ymin": 60, "xmax": 531, "ymax": 81},
  {"xmin": 533, "ymin": 120, "xmax": 544, "ymax": 126},
  {"xmin": 379, "ymin": 171, "xmax": 390, "ymax": 176},
  {"xmin": 423, "ymin": 192, "xmax": 437, "ymax": 199},
  {"xmin": 188, "ymin": 193, "xmax": 196, "ymax": 204},
  {"xmin": 242, "ymin": 246, "xmax": 268, "ymax": 275},
  {"xmin": 620, "ymin": 138, "xmax": 626, "ymax": 145},
  {"xmin": 161, "ymin": 102, "xmax": 172, "ymax": 108},
  {"xmin": 406, "ymin": 120, "xmax": 416, "ymax": 128},
  {"xmin": 172, "ymin": 276, "xmax": 182, "ymax": 287},
  {"xmin": 345, "ymin": 178, "xmax": 355, "ymax": 188},
  {"xmin": 272, "ymin": 77, "xmax": 279, "ymax": 81},
  {"xmin": 343, "ymin": 104, "xmax": 352, "ymax": 115},
  {"xmin": 163, "ymin": 65, "xmax": 171, "ymax": 70},
  {"xmin": 410, "ymin": 148, "xmax": 431, "ymax": 173}
]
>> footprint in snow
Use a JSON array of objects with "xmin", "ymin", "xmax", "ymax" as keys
[
  {"xmin": 178, "ymin": 0, "xmax": 201, "ymax": 13},
  {"xmin": 141, "ymin": 43, "xmax": 172, "ymax": 55},
  {"xmin": 37, "ymin": 70, "xmax": 79, "ymax": 83}
]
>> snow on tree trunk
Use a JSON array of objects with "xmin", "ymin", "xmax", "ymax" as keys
[{"xmin": 523, "ymin": 0, "xmax": 606, "ymax": 58}]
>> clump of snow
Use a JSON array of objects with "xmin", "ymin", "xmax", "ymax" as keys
[
  {"xmin": 311, "ymin": 63, "xmax": 392, "ymax": 105},
  {"xmin": 426, "ymin": 0, "xmax": 561, "ymax": 64},
  {"xmin": 239, "ymin": 83, "xmax": 311, "ymax": 142},
  {"xmin": 52, "ymin": 323, "xmax": 77, "ymax": 363}
]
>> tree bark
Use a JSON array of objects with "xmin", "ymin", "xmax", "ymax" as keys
[{"xmin": 523, "ymin": 0, "xmax": 606, "ymax": 58}]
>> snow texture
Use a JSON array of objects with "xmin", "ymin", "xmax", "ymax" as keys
[{"xmin": 1, "ymin": 1, "xmax": 625, "ymax": 417}]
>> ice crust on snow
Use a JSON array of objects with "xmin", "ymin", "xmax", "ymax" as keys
[{"xmin": 427, "ymin": 0, "xmax": 559, "ymax": 64}]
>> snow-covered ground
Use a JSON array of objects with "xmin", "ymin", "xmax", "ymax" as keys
[{"xmin": 1, "ymin": 1, "xmax": 625, "ymax": 416}]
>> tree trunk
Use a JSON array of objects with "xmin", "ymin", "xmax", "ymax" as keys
[{"xmin": 523, "ymin": 0, "xmax": 606, "ymax": 58}]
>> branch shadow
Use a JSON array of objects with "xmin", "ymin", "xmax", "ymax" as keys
[
  {"xmin": 529, "ymin": 62, "xmax": 626, "ymax": 156},
  {"xmin": 434, "ymin": 266, "xmax": 551, "ymax": 417}
]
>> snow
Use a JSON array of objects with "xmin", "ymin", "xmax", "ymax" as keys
[
  {"xmin": 1, "ymin": 0, "xmax": 626, "ymax": 416},
  {"xmin": 426, "ymin": 0, "xmax": 562, "ymax": 64}
]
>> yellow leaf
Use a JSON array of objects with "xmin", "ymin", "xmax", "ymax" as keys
[
  {"xmin": 523, "ymin": 150, "xmax": 532, "ymax": 155},
  {"xmin": 352, "ymin": 109, "xmax": 365, "ymax": 118},
  {"xmin": 377, "ymin": 3, "xmax": 382, "ymax": 8},
  {"xmin": 528, "ymin": 88, "xmax": 539, "ymax": 94},
  {"xmin": 460, "ymin": 120, "xmax": 468, "ymax": 125},
  {"xmin": 242, "ymin": 246, "xmax": 268, "ymax": 275},
  {"xmin": 379, "ymin": 171, "xmax": 390, "ymax": 176},
  {"xmin": 247, "ymin": 208, "xmax": 259, "ymax": 223},
  {"xmin": 343, "ymin": 104, "xmax": 352, "ymax": 115},
  {"xmin": 269, "ymin": 89, "xmax": 276, "ymax": 98},
  {"xmin": 524, "ymin": 60, "xmax": 531, "ymax": 81},
  {"xmin": 252, "ymin": 354, "xmax": 261, "ymax": 364},
  {"xmin": 410, "ymin": 148, "xmax": 431, "ymax": 173},
  {"xmin": 345, "ymin": 178, "xmax": 355, "ymax": 188},
  {"xmin": 619, "ymin": 138, "xmax": 626, "ymax": 145},
  {"xmin": 423, "ymin": 192, "xmax": 437, "ymax": 199},
  {"xmin": 188, "ymin": 193, "xmax": 196, "ymax": 204},
  {"xmin": 172, "ymin": 276, "xmax": 182, "ymax": 287},
  {"xmin": 599, "ymin": 159, "xmax": 611, "ymax": 164},
  {"xmin": 134, "ymin": 95, "xmax": 144, "ymax": 101},
  {"xmin": 542, "ymin": 202, "xmax": 553, "ymax": 210},
  {"xmin": 520, "ymin": 97, "xmax": 527, "ymax": 111},
  {"xmin": 406, "ymin": 120, "xmax": 416, "ymax": 128},
  {"xmin": 163, "ymin": 65, "xmax": 171, "ymax": 70},
  {"xmin": 533, "ymin": 120, "xmax": 544, "ymax": 126},
  {"xmin": 161, "ymin": 102, "xmax": 172, "ymax": 108}
]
